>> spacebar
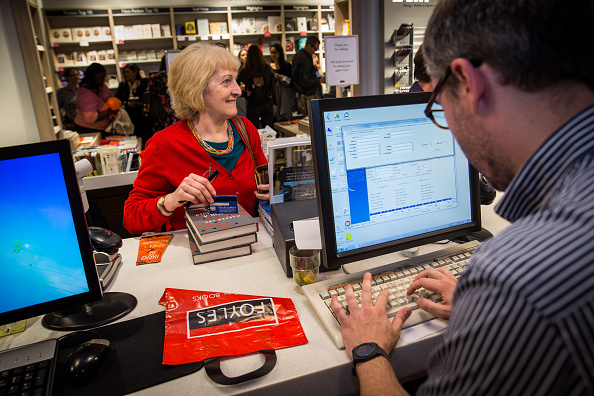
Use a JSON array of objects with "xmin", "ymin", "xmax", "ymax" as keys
[{"xmin": 386, "ymin": 303, "xmax": 437, "ymax": 329}]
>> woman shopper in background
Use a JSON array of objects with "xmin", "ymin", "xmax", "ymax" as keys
[
  {"xmin": 269, "ymin": 43, "xmax": 295, "ymax": 121},
  {"xmin": 73, "ymin": 63, "xmax": 119, "ymax": 135},
  {"xmin": 124, "ymin": 43, "xmax": 269, "ymax": 234},
  {"xmin": 236, "ymin": 49, "xmax": 248, "ymax": 118},
  {"xmin": 115, "ymin": 63, "xmax": 152, "ymax": 143},
  {"xmin": 237, "ymin": 45, "xmax": 275, "ymax": 129}
]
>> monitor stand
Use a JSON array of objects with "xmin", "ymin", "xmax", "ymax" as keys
[{"xmin": 41, "ymin": 292, "xmax": 137, "ymax": 331}]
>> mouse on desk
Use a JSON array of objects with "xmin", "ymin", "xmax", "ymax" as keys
[{"xmin": 66, "ymin": 339, "xmax": 111, "ymax": 386}]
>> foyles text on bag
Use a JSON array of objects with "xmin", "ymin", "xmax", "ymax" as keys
[{"xmin": 158, "ymin": 288, "xmax": 308, "ymax": 365}]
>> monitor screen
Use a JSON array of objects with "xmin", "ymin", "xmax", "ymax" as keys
[
  {"xmin": 309, "ymin": 92, "xmax": 482, "ymax": 269},
  {"xmin": 0, "ymin": 140, "xmax": 103, "ymax": 326}
]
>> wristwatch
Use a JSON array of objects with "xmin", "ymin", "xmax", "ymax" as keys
[
  {"xmin": 157, "ymin": 196, "xmax": 175, "ymax": 214},
  {"xmin": 351, "ymin": 342, "xmax": 389, "ymax": 377}
]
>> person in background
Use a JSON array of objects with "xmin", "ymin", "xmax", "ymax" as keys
[
  {"xmin": 236, "ymin": 49, "xmax": 248, "ymax": 118},
  {"xmin": 409, "ymin": 44, "xmax": 432, "ymax": 93},
  {"xmin": 238, "ymin": 45, "xmax": 275, "ymax": 129},
  {"xmin": 333, "ymin": 0, "xmax": 594, "ymax": 394},
  {"xmin": 73, "ymin": 63, "xmax": 118, "ymax": 135},
  {"xmin": 115, "ymin": 63, "xmax": 151, "ymax": 142},
  {"xmin": 57, "ymin": 67, "xmax": 78, "ymax": 130},
  {"xmin": 124, "ymin": 43, "xmax": 269, "ymax": 235},
  {"xmin": 292, "ymin": 36, "xmax": 324, "ymax": 116},
  {"xmin": 269, "ymin": 43, "xmax": 295, "ymax": 121},
  {"xmin": 145, "ymin": 56, "xmax": 178, "ymax": 136}
]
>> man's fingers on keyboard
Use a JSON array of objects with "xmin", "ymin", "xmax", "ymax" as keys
[
  {"xmin": 331, "ymin": 296, "xmax": 348, "ymax": 323},
  {"xmin": 414, "ymin": 267, "xmax": 449, "ymax": 282},
  {"xmin": 392, "ymin": 307, "xmax": 412, "ymax": 331},
  {"xmin": 406, "ymin": 277, "xmax": 446, "ymax": 296},
  {"xmin": 375, "ymin": 289, "xmax": 389, "ymax": 311},
  {"xmin": 416, "ymin": 298, "xmax": 450, "ymax": 320},
  {"xmin": 361, "ymin": 272, "xmax": 373, "ymax": 306},
  {"xmin": 435, "ymin": 266, "xmax": 456, "ymax": 279},
  {"xmin": 345, "ymin": 284, "xmax": 358, "ymax": 312}
]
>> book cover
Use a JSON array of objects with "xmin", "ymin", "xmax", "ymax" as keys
[
  {"xmin": 298, "ymin": 37, "xmax": 307, "ymax": 51},
  {"xmin": 209, "ymin": 22, "xmax": 220, "ymax": 35},
  {"xmin": 285, "ymin": 18, "xmax": 294, "ymax": 32},
  {"xmin": 268, "ymin": 16, "xmax": 282, "ymax": 33},
  {"xmin": 185, "ymin": 21, "xmax": 197, "ymax": 35},
  {"xmin": 286, "ymin": 37, "xmax": 295, "ymax": 52},
  {"xmin": 296, "ymin": 17, "xmax": 307, "ymax": 32},
  {"xmin": 231, "ymin": 18, "xmax": 244, "ymax": 34},
  {"xmin": 197, "ymin": 19, "xmax": 210, "ymax": 36},
  {"xmin": 187, "ymin": 229, "xmax": 252, "ymax": 264},
  {"xmin": 185, "ymin": 220, "xmax": 257, "ymax": 253},
  {"xmin": 185, "ymin": 203, "xmax": 258, "ymax": 244},
  {"xmin": 268, "ymin": 137, "xmax": 314, "ymax": 204},
  {"xmin": 255, "ymin": 17, "xmax": 268, "ymax": 34},
  {"xmin": 308, "ymin": 18, "xmax": 318, "ymax": 31},
  {"xmin": 242, "ymin": 17, "xmax": 256, "ymax": 34},
  {"xmin": 220, "ymin": 22, "xmax": 229, "ymax": 34}
]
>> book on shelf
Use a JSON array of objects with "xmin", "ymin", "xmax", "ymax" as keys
[
  {"xmin": 285, "ymin": 18, "xmax": 294, "ymax": 32},
  {"xmin": 298, "ymin": 37, "xmax": 307, "ymax": 51},
  {"xmin": 209, "ymin": 22, "xmax": 220, "ymax": 35},
  {"xmin": 220, "ymin": 22, "xmax": 229, "ymax": 34},
  {"xmin": 231, "ymin": 18, "xmax": 244, "ymax": 34},
  {"xmin": 286, "ymin": 37, "xmax": 295, "ymax": 52},
  {"xmin": 187, "ymin": 228, "xmax": 252, "ymax": 265},
  {"xmin": 197, "ymin": 19, "xmax": 211, "ymax": 36},
  {"xmin": 255, "ymin": 17, "xmax": 268, "ymax": 34},
  {"xmin": 268, "ymin": 16, "xmax": 282, "ymax": 33},
  {"xmin": 296, "ymin": 17, "xmax": 307, "ymax": 32},
  {"xmin": 185, "ymin": 220, "xmax": 257, "ymax": 253},
  {"xmin": 184, "ymin": 203, "xmax": 258, "ymax": 244},
  {"xmin": 242, "ymin": 17, "xmax": 256, "ymax": 34}
]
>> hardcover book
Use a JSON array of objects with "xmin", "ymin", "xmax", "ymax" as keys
[
  {"xmin": 185, "ymin": 220, "xmax": 257, "ymax": 253},
  {"xmin": 187, "ymin": 229, "xmax": 252, "ymax": 264},
  {"xmin": 184, "ymin": 203, "xmax": 258, "ymax": 244}
]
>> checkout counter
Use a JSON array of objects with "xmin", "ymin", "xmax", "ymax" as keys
[{"xmin": 0, "ymin": 195, "xmax": 509, "ymax": 395}]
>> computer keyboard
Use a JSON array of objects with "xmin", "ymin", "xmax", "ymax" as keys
[
  {"xmin": 302, "ymin": 240, "xmax": 480, "ymax": 349},
  {"xmin": 0, "ymin": 339, "xmax": 57, "ymax": 396}
]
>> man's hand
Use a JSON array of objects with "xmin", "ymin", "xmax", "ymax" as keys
[
  {"xmin": 407, "ymin": 267, "xmax": 457, "ymax": 320},
  {"xmin": 331, "ymin": 272, "xmax": 412, "ymax": 358}
]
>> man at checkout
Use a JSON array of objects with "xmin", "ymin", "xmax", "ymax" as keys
[
  {"xmin": 333, "ymin": 0, "xmax": 594, "ymax": 394},
  {"xmin": 124, "ymin": 43, "xmax": 269, "ymax": 234}
]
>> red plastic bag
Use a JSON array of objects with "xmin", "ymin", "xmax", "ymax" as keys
[{"xmin": 159, "ymin": 288, "xmax": 308, "ymax": 365}]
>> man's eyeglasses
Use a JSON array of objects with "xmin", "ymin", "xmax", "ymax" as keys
[
  {"xmin": 424, "ymin": 67, "xmax": 451, "ymax": 130},
  {"xmin": 424, "ymin": 59, "xmax": 482, "ymax": 130}
]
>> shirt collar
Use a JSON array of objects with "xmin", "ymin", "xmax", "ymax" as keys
[{"xmin": 496, "ymin": 103, "xmax": 594, "ymax": 222}]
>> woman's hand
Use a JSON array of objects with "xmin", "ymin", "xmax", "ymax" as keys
[
  {"xmin": 169, "ymin": 173, "xmax": 218, "ymax": 208},
  {"xmin": 255, "ymin": 184, "xmax": 270, "ymax": 201}
]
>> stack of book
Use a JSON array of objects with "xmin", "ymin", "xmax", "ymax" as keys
[
  {"xmin": 258, "ymin": 202, "xmax": 273, "ymax": 236},
  {"xmin": 185, "ymin": 204, "xmax": 258, "ymax": 264}
]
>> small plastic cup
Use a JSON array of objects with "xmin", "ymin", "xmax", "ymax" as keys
[{"xmin": 289, "ymin": 246, "xmax": 321, "ymax": 294}]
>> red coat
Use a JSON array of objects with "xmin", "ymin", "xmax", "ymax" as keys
[{"xmin": 123, "ymin": 117, "xmax": 267, "ymax": 234}]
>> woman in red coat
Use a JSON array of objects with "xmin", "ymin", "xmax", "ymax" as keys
[{"xmin": 123, "ymin": 43, "xmax": 269, "ymax": 234}]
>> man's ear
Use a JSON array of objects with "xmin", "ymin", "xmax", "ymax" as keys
[{"xmin": 450, "ymin": 58, "xmax": 486, "ymax": 116}]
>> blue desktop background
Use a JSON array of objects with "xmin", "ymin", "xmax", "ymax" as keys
[{"xmin": 0, "ymin": 153, "xmax": 88, "ymax": 314}]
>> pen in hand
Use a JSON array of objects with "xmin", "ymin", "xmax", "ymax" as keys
[{"xmin": 179, "ymin": 169, "xmax": 219, "ymax": 207}]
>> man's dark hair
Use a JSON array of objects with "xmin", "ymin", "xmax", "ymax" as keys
[
  {"xmin": 424, "ymin": 0, "xmax": 594, "ymax": 91},
  {"xmin": 413, "ymin": 44, "xmax": 430, "ymax": 84},
  {"xmin": 306, "ymin": 36, "xmax": 320, "ymax": 47}
]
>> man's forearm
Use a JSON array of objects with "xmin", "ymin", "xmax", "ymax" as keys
[{"xmin": 356, "ymin": 357, "xmax": 409, "ymax": 396}]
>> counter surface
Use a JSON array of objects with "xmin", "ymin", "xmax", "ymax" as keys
[{"xmin": 1, "ymin": 194, "xmax": 509, "ymax": 395}]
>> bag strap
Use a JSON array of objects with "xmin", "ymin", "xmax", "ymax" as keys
[
  {"xmin": 203, "ymin": 350, "xmax": 276, "ymax": 385},
  {"xmin": 231, "ymin": 116, "xmax": 257, "ymax": 172}
]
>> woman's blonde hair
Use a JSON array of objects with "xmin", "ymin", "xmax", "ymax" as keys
[{"xmin": 168, "ymin": 43, "xmax": 240, "ymax": 121}]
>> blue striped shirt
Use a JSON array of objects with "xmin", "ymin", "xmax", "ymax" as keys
[{"xmin": 419, "ymin": 104, "xmax": 594, "ymax": 395}]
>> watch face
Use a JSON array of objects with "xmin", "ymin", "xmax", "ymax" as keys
[{"xmin": 355, "ymin": 343, "xmax": 376, "ymax": 358}]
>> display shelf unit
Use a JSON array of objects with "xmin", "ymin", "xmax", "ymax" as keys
[
  {"xmin": 44, "ymin": 5, "xmax": 336, "ymax": 75},
  {"xmin": 390, "ymin": 23, "xmax": 414, "ymax": 92},
  {"xmin": 12, "ymin": 0, "xmax": 62, "ymax": 141}
]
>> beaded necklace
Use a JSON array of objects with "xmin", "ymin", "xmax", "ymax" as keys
[{"xmin": 187, "ymin": 120, "xmax": 234, "ymax": 155}]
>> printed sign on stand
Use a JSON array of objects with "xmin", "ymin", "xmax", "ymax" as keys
[{"xmin": 324, "ymin": 35, "xmax": 359, "ymax": 87}]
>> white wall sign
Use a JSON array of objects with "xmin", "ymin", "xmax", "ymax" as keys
[{"xmin": 324, "ymin": 35, "xmax": 359, "ymax": 87}]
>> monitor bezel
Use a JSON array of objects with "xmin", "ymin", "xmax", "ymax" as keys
[
  {"xmin": 0, "ymin": 139, "xmax": 103, "ymax": 326},
  {"xmin": 309, "ymin": 93, "xmax": 482, "ymax": 270}
]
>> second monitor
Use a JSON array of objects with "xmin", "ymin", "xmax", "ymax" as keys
[{"xmin": 308, "ymin": 92, "xmax": 482, "ymax": 270}]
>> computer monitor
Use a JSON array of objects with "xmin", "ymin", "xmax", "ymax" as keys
[
  {"xmin": 308, "ymin": 92, "xmax": 482, "ymax": 270},
  {"xmin": 0, "ymin": 139, "xmax": 135, "ymax": 330}
]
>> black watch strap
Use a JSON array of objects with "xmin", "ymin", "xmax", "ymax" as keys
[{"xmin": 351, "ymin": 342, "xmax": 389, "ymax": 377}]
